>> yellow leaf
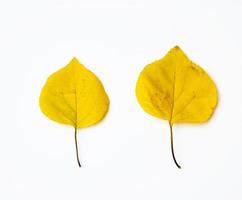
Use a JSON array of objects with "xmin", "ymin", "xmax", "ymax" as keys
[
  {"xmin": 136, "ymin": 46, "xmax": 218, "ymax": 168},
  {"xmin": 39, "ymin": 58, "xmax": 109, "ymax": 167}
]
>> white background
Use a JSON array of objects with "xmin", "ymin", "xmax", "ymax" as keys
[{"xmin": 0, "ymin": 0, "xmax": 242, "ymax": 199}]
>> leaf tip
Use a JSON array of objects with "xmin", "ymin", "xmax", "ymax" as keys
[
  {"xmin": 173, "ymin": 45, "xmax": 181, "ymax": 51},
  {"xmin": 71, "ymin": 57, "xmax": 79, "ymax": 63},
  {"xmin": 68, "ymin": 57, "xmax": 84, "ymax": 69},
  {"xmin": 169, "ymin": 45, "xmax": 188, "ymax": 59}
]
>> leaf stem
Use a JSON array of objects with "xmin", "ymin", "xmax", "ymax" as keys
[
  {"xmin": 169, "ymin": 122, "xmax": 181, "ymax": 169},
  {"xmin": 74, "ymin": 127, "xmax": 81, "ymax": 167}
]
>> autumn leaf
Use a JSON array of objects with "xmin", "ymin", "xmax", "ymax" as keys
[
  {"xmin": 136, "ymin": 46, "xmax": 218, "ymax": 168},
  {"xmin": 39, "ymin": 58, "xmax": 109, "ymax": 167}
]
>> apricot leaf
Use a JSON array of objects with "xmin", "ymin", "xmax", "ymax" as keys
[
  {"xmin": 136, "ymin": 46, "xmax": 218, "ymax": 168},
  {"xmin": 39, "ymin": 58, "xmax": 109, "ymax": 167}
]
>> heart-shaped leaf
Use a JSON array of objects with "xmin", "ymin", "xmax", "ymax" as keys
[
  {"xmin": 39, "ymin": 58, "xmax": 109, "ymax": 167},
  {"xmin": 136, "ymin": 46, "xmax": 218, "ymax": 168}
]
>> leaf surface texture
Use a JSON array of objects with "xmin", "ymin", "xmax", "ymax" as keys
[
  {"xmin": 40, "ymin": 58, "xmax": 109, "ymax": 128},
  {"xmin": 136, "ymin": 46, "xmax": 217, "ymax": 124}
]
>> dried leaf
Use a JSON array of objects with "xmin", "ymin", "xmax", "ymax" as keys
[
  {"xmin": 39, "ymin": 58, "xmax": 109, "ymax": 167},
  {"xmin": 136, "ymin": 46, "xmax": 218, "ymax": 168}
]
